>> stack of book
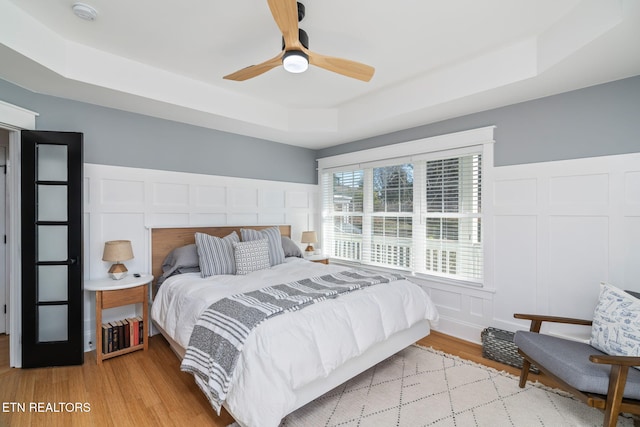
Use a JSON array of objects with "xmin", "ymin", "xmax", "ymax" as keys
[{"xmin": 101, "ymin": 316, "xmax": 144, "ymax": 354}]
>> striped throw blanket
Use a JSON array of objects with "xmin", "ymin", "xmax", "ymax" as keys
[{"xmin": 180, "ymin": 269, "xmax": 404, "ymax": 413}]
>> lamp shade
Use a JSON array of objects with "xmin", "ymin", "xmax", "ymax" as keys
[
  {"xmin": 102, "ymin": 240, "xmax": 134, "ymax": 262},
  {"xmin": 300, "ymin": 231, "xmax": 317, "ymax": 244}
]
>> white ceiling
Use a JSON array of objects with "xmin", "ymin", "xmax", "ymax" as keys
[{"xmin": 1, "ymin": 0, "xmax": 639, "ymax": 149}]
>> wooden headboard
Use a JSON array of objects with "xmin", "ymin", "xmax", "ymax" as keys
[{"xmin": 150, "ymin": 225, "xmax": 291, "ymax": 285}]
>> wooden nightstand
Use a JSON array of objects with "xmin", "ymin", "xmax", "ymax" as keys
[
  {"xmin": 306, "ymin": 255, "xmax": 329, "ymax": 264},
  {"xmin": 85, "ymin": 274, "xmax": 153, "ymax": 364}
]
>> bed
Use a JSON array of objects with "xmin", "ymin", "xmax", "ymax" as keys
[{"xmin": 149, "ymin": 225, "xmax": 439, "ymax": 427}]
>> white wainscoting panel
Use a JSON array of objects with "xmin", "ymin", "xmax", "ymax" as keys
[
  {"xmin": 625, "ymin": 171, "xmax": 640, "ymax": 202},
  {"xmin": 230, "ymin": 187, "xmax": 259, "ymax": 210},
  {"xmin": 547, "ymin": 216, "xmax": 609, "ymax": 317},
  {"xmin": 487, "ymin": 152, "xmax": 640, "ymax": 343},
  {"xmin": 194, "ymin": 185, "xmax": 227, "ymax": 209},
  {"xmin": 492, "ymin": 215, "xmax": 538, "ymax": 321},
  {"xmin": 494, "ymin": 178, "xmax": 537, "ymax": 210},
  {"xmin": 288, "ymin": 191, "xmax": 310, "ymax": 208},
  {"xmin": 152, "ymin": 183, "xmax": 190, "ymax": 207},
  {"xmin": 100, "ymin": 179, "xmax": 144, "ymax": 207},
  {"xmin": 83, "ymin": 163, "xmax": 318, "ymax": 352},
  {"xmin": 549, "ymin": 174, "xmax": 609, "ymax": 208},
  {"xmin": 262, "ymin": 190, "xmax": 286, "ymax": 209},
  {"xmin": 624, "ymin": 217, "xmax": 640, "ymax": 284}
]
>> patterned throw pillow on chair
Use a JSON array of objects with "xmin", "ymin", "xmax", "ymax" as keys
[
  {"xmin": 590, "ymin": 282, "xmax": 640, "ymax": 358},
  {"xmin": 234, "ymin": 239, "xmax": 271, "ymax": 275}
]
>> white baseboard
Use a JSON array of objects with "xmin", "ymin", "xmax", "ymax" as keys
[{"xmin": 431, "ymin": 316, "xmax": 485, "ymax": 345}]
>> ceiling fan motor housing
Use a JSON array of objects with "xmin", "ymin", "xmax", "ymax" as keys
[{"xmin": 282, "ymin": 29, "xmax": 309, "ymax": 50}]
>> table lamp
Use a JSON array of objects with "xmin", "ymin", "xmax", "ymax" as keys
[
  {"xmin": 102, "ymin": 240, "xmax": 134, "ymax": 280},
  {"xmin": 301, "ymin": 231, "xmax": 318, "ymax": 255}
]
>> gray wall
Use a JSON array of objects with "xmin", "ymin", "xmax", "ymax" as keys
[
  {"xmin": 0, "ymin": 79, "xmax": 318, "ymax": 184},
  {"xmin": 317, "ymin": 75, "xmax": 640, "ymax": 166},
  {"xmin": 3, "ymin": 75, "xmax": 639, "ymax": 186}
]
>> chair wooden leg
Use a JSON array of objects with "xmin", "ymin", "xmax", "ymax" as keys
[
  {"xmin": 602, "ymin": 364, "xmax": 629, "ymax": 427},
  {"xmin": 519, "ymin": 359, "xmax": 531, "ymax": 388}
]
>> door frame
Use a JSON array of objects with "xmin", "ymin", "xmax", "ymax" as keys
[
  {"xmin": 0, "ymin": 99, "xmax": 39, "ymax": 368},
  {"xmin": 0, "ymin": 140, "xmax": 8, "ymax": 336}
]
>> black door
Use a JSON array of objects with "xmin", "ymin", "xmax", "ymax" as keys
[{"xmin": 21, "ymin": 131, "xmax": 83, "ymax": 367}]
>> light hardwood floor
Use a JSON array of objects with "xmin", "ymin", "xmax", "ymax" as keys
[{"xmin": 0, "ymin": 331, "xmax": 558, "ymax": 427}]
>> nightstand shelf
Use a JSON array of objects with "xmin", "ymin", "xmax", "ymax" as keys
[{"xmin": 85, "ymin": 274, "xmax": 153, "ymax": 364}]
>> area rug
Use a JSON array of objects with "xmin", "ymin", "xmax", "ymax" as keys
[{"xmin": 274, "ymin": 345, "xmax": 635, "ymax": 427}]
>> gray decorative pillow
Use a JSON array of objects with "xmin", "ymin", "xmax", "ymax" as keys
[
  {"xmin": 195, "ymin": 231, "xmax": 240, "ymax": 277},
  {"xmin": 241, "ymin": 227, "xmax": 285, "ymax": 266},
  {"xmin": 234, "ymin": 239, "xmax": 270, "ymax": 275},
  {"xmin": 158, "ymin": 243, "xmax": 200, "ymax": 285},
  {"xmin": 281, "ymin": 236, "xmax": 303, "ymax": 258}
]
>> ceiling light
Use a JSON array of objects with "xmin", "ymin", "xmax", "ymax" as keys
[
  {"xmin": 72, "ymin": 3, "xmax": 98, "ymax": 21},
  {"xmin": 282, "ymin": 50, "xmax": 309, "ymax": 74}
]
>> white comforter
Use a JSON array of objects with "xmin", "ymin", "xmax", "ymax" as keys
[{"xmin": 151, "ymin": 258, "xmax": 439, "ymax": 427}]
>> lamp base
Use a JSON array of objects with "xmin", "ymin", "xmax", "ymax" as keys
[
  {"xmin": 108, "ymin": 263, "xmax": 128, "ymax": 280},
  {"xmin": 305, "ymin": 244, "xmax": 314, "ymax": 254}
]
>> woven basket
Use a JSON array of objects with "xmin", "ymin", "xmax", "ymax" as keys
[{"xmin": 481, "ymin": 327, "xmax": 539, "ymax": 373}]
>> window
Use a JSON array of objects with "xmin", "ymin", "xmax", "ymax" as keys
[
  {"xmin": 319, "ymin": 126, "xmax": 493, "ymax": 285},
  {"xmin": 423, "ymin": 154, "xmax": 482, "ymax": 280},
  {"xmin": 370, "ymin": 164, "xmax": 414, "ymax": 268},
  {"xmin": 330, "ymin": 170, "xmax": 363, "ymax": 261}
]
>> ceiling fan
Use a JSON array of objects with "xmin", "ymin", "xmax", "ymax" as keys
[{"xmin": 223, "ymin": 0, "xmax": 375, "ymax": 82}]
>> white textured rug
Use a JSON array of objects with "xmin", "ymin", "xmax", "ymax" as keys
[{"xmin": 275, "ymin": 345, "xmax": 635, "ymax": 427}]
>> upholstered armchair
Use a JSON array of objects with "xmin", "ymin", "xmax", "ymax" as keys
[{"xmin": 514, "ymin": 284, "xmax": 640, "ymax": 427}]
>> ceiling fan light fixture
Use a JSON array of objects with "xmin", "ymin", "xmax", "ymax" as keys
[{"xmin": 282, "ymin": 50, "xmax": 309, "ymax": 74}]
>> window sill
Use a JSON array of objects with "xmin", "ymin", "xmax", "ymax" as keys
[{"xmin": 329, "ymin": 259, "xmax": 496, "ymax": 296}]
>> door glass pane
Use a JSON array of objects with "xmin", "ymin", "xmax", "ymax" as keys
[
  {"xmin": 38, "ymin": 266, "xmax": 68, "ymax": 302},
  {"xmin": 38, "ymin": 305, "xmax": 68, "ymax": 342},
  {"xmin": 37, "ymin": 185, "xmax": 67, "ymax": 221},
  {"xmin": 37, "ymin": 144, "xmax": 67, "ymax": 182},
  {"xmin": 37, "ymin": 225, "xmax": 68, "ymax": 262}
]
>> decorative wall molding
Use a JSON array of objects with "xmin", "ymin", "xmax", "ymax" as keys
[
  {"xmin": 0, "ymin": 98, "xmax": 38, "ymax": 367},
  {"xmin": 0, "ymin": 100, "xmax": 37, "ymax": 130},
  {"xmin": 81, "ymin": 151, "xmax": 640, "ymax": 349},
  {"xmin": 82, "ymin": 163, "xmax": 318, "ymax": 351}
]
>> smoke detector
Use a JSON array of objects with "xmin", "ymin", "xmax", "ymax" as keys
[{"xmin": 72, "ymin": 3, "xmax": 98, "ymax": 21}]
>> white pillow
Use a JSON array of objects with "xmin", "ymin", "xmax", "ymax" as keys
[
  {"xmin": 195, "ymin": 231, "xmax": 239, "ymax": 277},
  {"xmin": 590, "ymin": 282, "xmax": 640, "ymax": 357},
  {"xmin": 234, "ymin": 239, "xmax": 270, "ymax": 275}
]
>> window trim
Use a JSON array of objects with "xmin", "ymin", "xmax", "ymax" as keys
[
  {"xmin": 317, "ymin": 126, "xmax": 495, "ymax": 287},
  {"xmin": 318, "ymin": 126, "xmax": 495, "ymax": 170}
]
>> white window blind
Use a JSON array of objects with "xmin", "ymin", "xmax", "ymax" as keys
[
  {"xmin": 322, "ymin": 169, "xmax": 364, "ymax": 262},
  {"xmin": 420, "ymin": 154, "xmax": 483, "ymax": 281},
  {"xmin": 369, "ymin": 164, "xmax": 414, "ymax": 269},
  {"xmin": 322, "ymin": 152, "xmax": 483, "ymax": 283}
]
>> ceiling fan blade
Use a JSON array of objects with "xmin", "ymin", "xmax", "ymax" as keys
[
  {"xmin": 267, "ymin": 0, "xmax": 302, "ymax": 49},
  {"xmin": 223, "ymin": 52, "xmax": 284, "ymax": 81},
  {"xmin": 306, "ymin": 50, "xmax": 375, "ymax": 82}
]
